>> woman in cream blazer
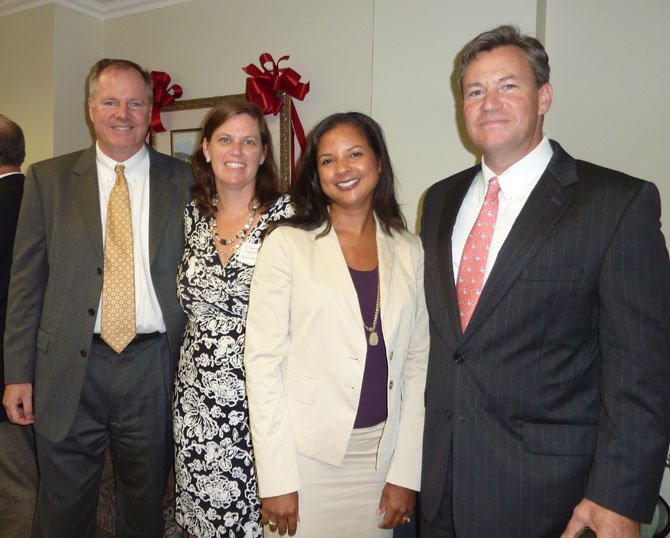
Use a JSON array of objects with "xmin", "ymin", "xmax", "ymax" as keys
[{"xmin": 244, "ymin": 112, "xmax": 429, "ymax": 537}]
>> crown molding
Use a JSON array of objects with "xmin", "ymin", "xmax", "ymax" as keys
[
  {"xmin": 0, "ymin": 0, "xmax": 191, "ymax": 20},
  {"xmin": 0, "ymin": 0, "xmax": 51, "ymax": 18}
]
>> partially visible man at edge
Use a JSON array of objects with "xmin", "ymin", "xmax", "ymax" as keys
[
  {"xmin": 419, "ymin": 25, "xmax": 670, "ymax": 538},
  {"xmin": 0, "ymin": 114, "xmax": 38, "ymax": 538},
  {"xmin": 3, "ymin": 59, "xmax": 193, "ymax": 537}
]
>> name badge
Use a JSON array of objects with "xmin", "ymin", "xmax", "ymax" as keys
[{"xmin": 237, "ymin": 241, "xmax": 260, "ymax": 266}]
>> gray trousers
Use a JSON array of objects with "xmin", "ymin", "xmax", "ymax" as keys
[
  {"xmin": 32, "ymin": 334, "xmax": 172, "ymax": 538},
  {"xmin": 0, "ymin": 421, "xmax": 38, "ymax": 538}
]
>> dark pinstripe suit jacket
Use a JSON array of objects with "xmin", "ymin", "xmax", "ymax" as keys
[{"xmin": 420, "ymin": 141, "xmax": 670, "ymax": 537}]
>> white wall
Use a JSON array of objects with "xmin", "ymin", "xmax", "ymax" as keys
[
  {"xmin": 101, "ymin": 0, "xmax": 375, "ymax": 154},
  {"xmin": 0, "ymin": 5, "xmax": 56, "ymax": 168},
  {"xmin": 53, "ymin": 4, "xmax": 103, "ymax": 156},
  {"xmin": 371, "ymin": 0, "xmax": 539, "ymax": 230},
  {"xmin": 544, "ymin": 0, "xmax": 670, "ymax": 239}
]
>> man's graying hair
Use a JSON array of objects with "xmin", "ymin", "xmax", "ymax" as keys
[
  {"xmin": 87, "ymin": 58, "xmax": 153, "ymax": 102},
  {"xmin": 458, "ymin": 25, "xmax": 550, "ymax": 92}
]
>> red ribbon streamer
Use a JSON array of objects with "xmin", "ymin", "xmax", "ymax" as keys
[
  {"xmin": 243, "ymin": 54, "xmax": 310, "ymax": 182},
  {"xmin": 150, "ymin": 71, "xmax": 183, "ymax": 133}
]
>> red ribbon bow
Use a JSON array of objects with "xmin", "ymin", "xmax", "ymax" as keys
[
  {"xmin": 150, "ymin": 71, "xmax": 183, "ymax": 133},
  {"xmin": 243, "ymin": 54, "xmax": 310, "ymax": 182}
]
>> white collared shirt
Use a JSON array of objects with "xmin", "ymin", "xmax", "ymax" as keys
[
  {"xmin": 452, "ymin": 136, "xmax": 554, "ymax": 284},
  {"xmin": 94, "ymin": 144, "xmax": 166, "ymax": 333}
]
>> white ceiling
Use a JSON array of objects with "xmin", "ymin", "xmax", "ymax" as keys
[{"xmin": 0, "ymin": 0, "xmax": 191, "ymax": 20}]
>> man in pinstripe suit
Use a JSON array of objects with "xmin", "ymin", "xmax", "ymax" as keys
[{"xmin": 419, "ymin": 25, "xmax": 670, "ymax": 538}]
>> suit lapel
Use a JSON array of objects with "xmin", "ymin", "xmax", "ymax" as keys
[
  {"xmin": 71, "ymin": 147, "xmax": 104, "ymax": 260},
  {"xmin": 463, "ymin": 142, "xmax": 580, "ymax": 338},
  {"xmin": 148, "ymin": 148, "xmax": 178, "ymax": 264},
  {"xmin": 314, "ymin": 217, "xmax": 402, "ymax": 333},
  {"xmin": 314, "ymin": 225, "xmax": 363, "ymax": 324},
  {"xmin": 435, "ymin": 168, "xmax": 477, "ymax": 345},
  {"xmin": 376, "ymin": 220, "xmax": 395, "ymax": 327}
]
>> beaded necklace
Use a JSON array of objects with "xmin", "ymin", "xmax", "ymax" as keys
[{"xmin": 210, "ymin": 197, "xmax": 259, "ymax": 257}]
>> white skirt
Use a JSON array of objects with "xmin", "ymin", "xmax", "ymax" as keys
[{"xmin": 265, "ymin": 422, "xmax": 392, "ymax": 538}]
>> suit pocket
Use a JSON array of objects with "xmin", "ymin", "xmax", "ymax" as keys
[
  {"xmin": 522, "ymin": 422, "xmax": 597, "ymax": 456},
  {"xmin": 36, "ymin": 328, "xmax": 50, "ymax": 352},
  {"xmin": 283, "ymin": 370, "xmax": 316, "ymax": 405}
]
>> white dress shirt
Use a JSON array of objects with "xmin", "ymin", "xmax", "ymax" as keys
[
  {"xmin": 94, "ymin": 144, "xmax": 166, "ymax": 333},
  {"xmin": 452, "ymin": 137, "xmax": 554, "ymax": 284}
]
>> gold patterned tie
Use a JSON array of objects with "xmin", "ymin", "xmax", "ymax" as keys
[{"xmin": 101, "ymin": 164, "xmax": 136, "ymax": 353}]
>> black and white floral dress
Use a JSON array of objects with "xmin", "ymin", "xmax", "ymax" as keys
[{"xmin": 173, "ymin": 195, "xmax": 292, "ymax": 538}]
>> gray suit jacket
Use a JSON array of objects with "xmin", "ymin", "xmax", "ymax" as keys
[
  {"xmin": 4, "ymin": 146, "xmax": 192, "ymax": 442},
  {"xmin": 420, "ymin": 141, "xmax": 670, "ymax": 536}
]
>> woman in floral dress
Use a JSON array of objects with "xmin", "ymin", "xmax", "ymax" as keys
[{"xmin": 173, "ymin": 99, "xmax": 292, "ymax": 538}]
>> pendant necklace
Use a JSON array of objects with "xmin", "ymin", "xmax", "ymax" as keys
[{"xmin": 362, "ymin": 268, "xmax": 381, "ymax": 347}]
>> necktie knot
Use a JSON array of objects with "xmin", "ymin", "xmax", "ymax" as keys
[
  {"xmin": 485, "ymin": 177, "xmax": 501, "ymax": 201},
  {"xmin": 114, "ymin": 164, "xmax": 126, "ymax": 182}
]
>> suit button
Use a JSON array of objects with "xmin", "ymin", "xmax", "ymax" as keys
[
  {"xmin": 454, "ymin": 353, "xmax": 465, "ymax": 364},
  {"xmin": 80, "ymin": 350, "xmax": 87, "ymax": 358},
  {"xmin": 389, "ymin": 351, "xmax": 394, "ymax": 361},
  {"xmin": 88, "ymin": 309, "xmax": 95, "ymax": 316},
  {"xmin": 388, "ymin": 380, "xmax": 393, "ymax": 390},
  {"xmin": 97, "ymin": 267, "xmax": 102, "ymax": 275},
  {"xmin": 446, "ymin": 411, "xmax": 452, "ymax": 420}
]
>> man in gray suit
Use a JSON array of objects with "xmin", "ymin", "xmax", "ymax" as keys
[
  {"xmin": 3, "ymin": 59, "xmax": 192, "ymax": 537},
  {"xmin": 419, "ymin": 26, "xmax": 670, "ymax": 537},
  {"xmin": 0, "ymin": 115, "xmax": 38, "ymax": 538}
]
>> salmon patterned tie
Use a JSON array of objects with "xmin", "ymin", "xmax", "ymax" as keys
[
  {"xmin": 101, "ymin": 164, "xmax": 136, "ymax": 353},
  {"xmin": 456, "ymin": 177, "xmax": 500, "ymax": 332}
]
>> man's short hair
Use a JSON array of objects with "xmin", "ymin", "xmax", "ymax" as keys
[
  {"xmin": 0, "ymin": 114, "xmax": 26, "ymax": 167},
  {"xmin": 87, "ymin": 58, "xmax": 153, "ymax": 103},
  {"xmin": 458, "ymin": 24, "xmax": 550, "ymax": 92}
]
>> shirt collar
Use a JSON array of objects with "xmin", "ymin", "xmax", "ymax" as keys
[
  {"xmin": 480, "ymin": 136, "xmax": 553, "ymax": 200},
  {"xmin": 95, "ymin": 143, "xmax": 149, "ymax": 177}
]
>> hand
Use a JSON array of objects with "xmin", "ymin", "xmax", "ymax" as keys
[
  {"xmin": 3, "ymin": 383, "xmax": 35, "ymax": 425},
  {"xmin": 561, "ymin": 498, "xmax": 640, "ymax": 538},
  {"xmin": 261, "ymin": 491, "xmax": 299, "ymax": 536},
  {"xmin": 377, "ymin": 482, "xmax": 416, "ymax": 529}
]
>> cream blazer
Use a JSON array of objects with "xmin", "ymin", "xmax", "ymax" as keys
[{"xmin": 244, "ymin": 218, "xmax": 429, "ymax": 498}]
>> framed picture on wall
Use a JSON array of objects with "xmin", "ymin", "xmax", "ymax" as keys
[
  {"xmin": 170, "ymin": 128, "xmax": 202, "ymax": 163},
  {"xmin": 151, "ymin": 93, "xmax": 292, "ymax": 192}
]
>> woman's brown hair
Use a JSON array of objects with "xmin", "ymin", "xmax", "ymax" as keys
[{"xmin": 191, "ymin": 99, "xmax": 281, "ymax": 220}]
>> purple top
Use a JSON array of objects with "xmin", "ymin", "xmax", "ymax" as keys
[{"xmin": 349, "ymin": 267, "xmax": 388, "ymax": 428}]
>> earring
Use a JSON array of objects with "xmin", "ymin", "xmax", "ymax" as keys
[
  {"xmin": 206, "ymin": 156, "xmax": 211, "ymax": 163},
  {"xmin": 260, "ymin": 157, "xmax": 265, "ymax": 165}
]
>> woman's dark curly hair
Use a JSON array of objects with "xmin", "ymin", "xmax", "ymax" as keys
[
  {"xmin": 191, "ymin": 99, "xmax": 281, "ymax": 220},
  {"xmin": 282, "ymin": 111, "xmax": 405, "ymax": 236}
]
